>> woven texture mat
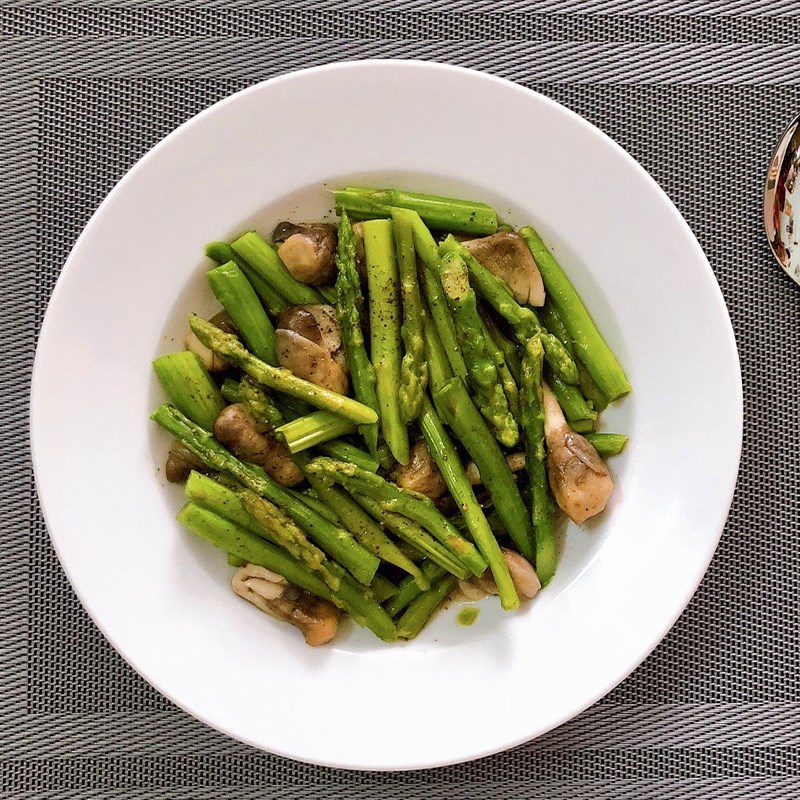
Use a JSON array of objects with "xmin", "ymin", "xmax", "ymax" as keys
[{"xmin": 4, "ymin": 2, "xmax": 800, "ymax": 797}]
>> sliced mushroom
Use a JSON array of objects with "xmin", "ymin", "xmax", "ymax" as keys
[
  {"xmin": 463, "ymin": 231, "xmax": 546, "ymax": 307},
  {"xmin": 275, "ymin": 304, "xmax": 348, "ymax": 394},
  {"xmin": 274, "ymin": 222, "xmax": 337, "ymax": 286},
  {"xmin": 394, "ymin": 441, "xmax": 448, "ymax": 500},
  {"xmin": 542, "ymin": 383, "xmax": 613, "ymax": 524},
  {"xmin": 232, "ymin": 564, "xmax": 339, "ymax": 646},
  {"xmin": 184, "ymin": 310, "xmax": 237, "ymax": 372},
  {"xmin": 165, "ymin": 439, "xmax": 207, "ymax": 483},
  {"xmin": 466, "ymin": 452, "xmax": 526, "ymax": 485},
  {"xmin": 214, "ymin": 404, "xmax": 303, "ymax": 487},
  {"xmin": 476, "ymin": 547, "xmax": 541, "ymax": 600}
]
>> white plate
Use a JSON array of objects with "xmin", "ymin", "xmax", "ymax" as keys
[{"xmin": 30, "ymin": 61, "xmax": 742, "ymax": 770}]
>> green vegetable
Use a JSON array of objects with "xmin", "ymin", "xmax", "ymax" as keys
[
  {"xmin": 385, "ymin": 561, "xmax": 448, "ymax": 617},
  {"xmin": 316, "ymin": 440, "xmax": 379, "ymax": 473},
  {"xmin": 220, "ymin": 376, "xmax": 285, "ymax": 429},
  {"xmin": 363, "ymin": 219, "xmax": 409, "ymax": 464},
  {"xmin": 227, "ymin": 553, "xmax": 247, "ymax": 567},
  {"xmin": 419, "ymin": 397, "xmax": 519, "ymax": 611},
  {"xmin": 188, "ymin": 314, "xmax": 378, "ymax": 425},
  {"xmin": 354, "ymin": 494, "xmax": 470, "ymax": 579},
  {"xmin": 480, "ymin": 309, "xmax": 522, "ymax": 383},
  {"xmin": 456, "ymin": 606, "xmax": 479, "ymax": 626},
  {"xmin": 289, "ymin": 489, "xmax": 339, "ymax": 522},
  {"xmin": 479, "ymin": 313, "xmax": 520, "ymax": 419},
  {"xmin": 549, "ymin": 375, "xmax": 597, "ymax": 425},
  {"xmin": 437, "ymin": 250, "xmax": 518, "ymax": 447},
  {"xmin": 275, "ymin": 410, "xmax": 356, "ymax": 453},
  {"xmin": 439, "ymin": 235, "xmax": 579, "ymax": 385},
  {"xmin": 520, "ymin": 338, "xmax": 556, "ymax": 586},
  {"xmin": 392, "ymin": 210, "xmax": 427, "ymax": 422},
  {"xmin": 231, "ymin": 231, "xmax": 323, "ymax": 306},
  {"xmin": 334, "ymin": 211, "xmax": 380, "ymax": 454},
  {"xmin": 396, "ymin": 574, "xmax": 458, "ymax": 639},
  {"xmin": 570, "ymin": 418, "xmax": 595, "ymax": 434},
  {"xmin": 333, "ymin": 187, "xmax": 498, "ymax": 235},
  {"xmin": 305, "ymin": 457, "xmax": 487, "ymax": 577},
  {"xmin": 207, "ymin": 261, "xmax": 278, "ymax": 365},
  {"xmin": 151, "ymin": 404, "xmax": 379, "ymax": 585},
  {"xmin": 586, "ymin": 432, "xmax": 628, "ymax": 457},
  {"xmin": 303, "ymin": 477, "xmax": 427, "ymax": 588},
  {"xmin": 205, "ymin": 241, "xmax": 287, "ymax": 317},
  {"xmin": 370, "ymin": 575, "xmax": 399, "ymax": 603},
  {"xmin": 152, "ymin": 351, "xmax": 225, "ymax": 431},
  {"xmin": 177, "ymin": 503, "xmax": 395, "ymax": 641},
  {"xmin": 519, "ymin": 226, "xmax": 631, "ymax": 402}
]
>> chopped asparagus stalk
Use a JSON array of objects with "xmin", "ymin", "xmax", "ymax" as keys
[{"xmin": 153, "ymin": 351, "xmax": 225, "ymax": 431}]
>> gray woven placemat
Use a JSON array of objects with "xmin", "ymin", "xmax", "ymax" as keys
[{"xmin": 3, "ymin": 2, "xmax": 800, "ymax": 797}]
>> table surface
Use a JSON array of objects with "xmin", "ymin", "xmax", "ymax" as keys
[{"xmin": 3, "ymin": 2, "xmax": 799, "ymax": 797}]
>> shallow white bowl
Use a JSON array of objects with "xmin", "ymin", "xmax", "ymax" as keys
[{"xmin": 30, "ymin": 61, "xmax": 742, "ymax": 770}]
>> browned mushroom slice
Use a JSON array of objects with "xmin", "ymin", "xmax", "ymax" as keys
[
  {"xmin": 165, "ymin": 439, "xmax": 207, "ymax": 483},
  {"xmin": 275, "ymin": 304, "xmax": 349, "ymax": 395},
  {"xmin": 232, "ymin": 564, "xmax": 339, "ymax": 646},
  {"xmin": 184, "ymin": 310, "xmax": 237, "ymax": 372},
  {"xmin": 465, "ymin": 452, "xmax": 526, "ymax": 485},
  {"xmin": 274, "ymin": 222, "xmax": 337, "ymax": 286},
  {"xmin": 542, "ymin": 383, "xmax": 613, "ymax": 523},
  {"xmin": 394, "ymin": 441, "xmax": 448, "ymax": 500},
  {"xmin": 214, "ymin": 403, "xmax": 303, "ymax": 487},
  {"xmin": 463, "ymin": 231, "xmax": 546, "ymax": 307}
]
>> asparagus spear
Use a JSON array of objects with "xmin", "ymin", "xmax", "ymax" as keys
[
  {"xmin": 479, "ymin": 313, "xmax": 520, "ymax": 419},
  {"xmin": 275, "ymin": 410, "xmax": 356, "ymax": 453},
  {"xmin": 151, "ymin": 404, "xmax": 380, "ymax": 585},
  {"xmin": 207, "ymin": 261, "xmax": 278, "ymax": 365},
  {"xmin": 231, "ymin": 231, "xmax": 323, "ymax": 306},
  {"xmin": 333, "ymin": 187, "xmax": 498, "ymax": 235},
  {"xmin": 480, "ymin": 309, "xmax": 522, "ymax": 383},
  {"xmin": 437, "ymin": 251, "xmax": 519, "ymax": 447},
  {"xmin": 316, "ymin": 440, "xmax": 379, "ymax": 472},
  {"xmin": 305, "ymin": 457, "xmax": 488, "ymax": 577},
  {"xmin": 289, "ymin": 488, "xmax": 339, "ymax": 522},
  {"xmin": 177, "ymin": 503, "xmax": 395, "ymax": 641},
  {"xmin": 396, "ymin": 574, "xmax": 458, "ymax": 639},
  {"xmin": 520, "ymin": 338, "xmax": 556, "ymax": 586},
  {"xmin": 227, "ymin": 553, "xmax": 247, "ymax": 567},
  {"xmin": 354, "ymin": 494, "xmax": 470, "ymax": 579},
  {"xmin": 152, "ymin": 351, "xmax": 225, "ymax": 431},
  {"xmin": 549, "ymin": 375, "xmax": 597, "ymax": 426},
  {"xmin": 570, "ymin": 418, "xmax": 595, "ymax": 434},
  {"xmin": 423, "ymin": 316, "xmax": 536, "ymax": 561},
  {"xmin": 419, "ymin": 397, "xmax": 519, "ymax": 611},
  {"xmin": 392, "ymin": 210, "xmax": 427, "ymax": 422},
  {"xmin": 362, "ymin": 219, "xmax": 409, "ymax": 464},
  {"xmin": 385, "ymin": 561, "xmax": 448, "ymax": 617},
  {"xmin": 519, "ymin": 227, "xmax": 631, "ymax": 402},
  {"xmin": 206, "ymin": 242, "xmax": 287, "ymax": 317},
  {"xmin": 334, "ymin": 211, "xmax": 380, "ymax": 454},
  {"xmin": 370, "ymin": 575, "xmax": 399, "ymax": 603},
  {"xmin": 305, "ymin": 481, "xmax": 428, "ymax": 589},
  {"xmin": 220, "ymin": 376, "xmax": 285, "ymax": 428},
  {"xmin": 586, "ymin": 432, "xmax": 628, "ymax": 457},
  {"xmin": 188, "ymin": 314, "xmax": 378, "ymax": 425},
  {"xmin": 438, "ymin": 235, "xmax": 579, "ymax": 385}
]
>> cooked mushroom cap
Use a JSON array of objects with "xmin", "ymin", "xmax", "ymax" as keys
[
  {"xmin": 466, "ymin": 452, "xmax": 526, "ymax": 485},
  {"xmin": 275, "ymin": 305, "xmax": 348, "ymax": 394},
  {"xmin": 214, "ymin": 404, "xmax": 303, "ymax": 487},
  {"xmin": 275, "ymin": 222, "xmax": 337, "ymax": 286},
  {"xmin": 394, "ymin": 441, "xmax": 448, "ymax": 500},
  {"xmin": 165, "ymin": 439, "xmax": 207, "ymax": 483},
  {"xmin": 232, "ymin": 564, "xmax": 339, "ymax": 646},
  {"xmin": 542, "ymin": 384, "xmax": 613, "ymax": 524},
  {"xmin": 184, "ymin": 310, "xmax": 237, "ymax": 371},
  {"xmin": 475, "ymin": 548, "xmax": 541, "ymax": 600},
  {"xmin": 464, "ymin": 231, "xmax": 546, "ymax": 307}
]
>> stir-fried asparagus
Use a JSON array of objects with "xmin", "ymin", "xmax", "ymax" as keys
[
  {"xmin": 177, "ymin": 503, "xmax": 395, "ymax": 641},
  {"xmin": 384, "ymin": 561, "xmax": 448, "ymax": 618},
  {"xmin": 189, "ymin": 314, "xmax": 378, "ymax": 425},
  {"xmin": 479, "ymin": 313, "xmax": 520, "ymax": 418},
  {"xmin": 275, "ymin": 410, "xmax": 356, "ymax": 453},
  {"xmin": 396, "ymin": 574, "xmax": 458, "ymax": 640},
  {"xmin": 152, "ymin": 404, "xmax": 379, "ymax": 585},
  {"xmin": 363, "ymin": 219, "xmax": 409, "ymax": 464},
  {"xmin": 392, "ymin": 210, "xmax": 427, "ymax": 422},
  {"xmin": 333, "ymin": 187, "xmax": 498, "ymax": 235},
  {"xmin": 231, "ymin": 231, "xmax": 323, "ymax": 306},
  {"xmin": 316, "ymin": 440, "xmax": 379, "ymax": 472},
  {"xmin": 419, "ymin": 397, "xmax": 519, "ymax": 611},
  {"xmin": 437, "ymin": 250, "xmax": 519, "ymax": 447},
  {"xmin": 305, "ymin": 457, "xmax": 488, "ymax": 578},
  {"xmin": 586, "ymin": 432, "xmax": 628, "ymax": 457},
  {"xmin": 439, "ymin": 235, "xmax": 579, "ymax": 385},
  {"xmin": 220, "ymin": 376, "xmax": 285, "ymax": 428},
  {"xmin": 519, "ymin": 227, "xmax": 631, "ymax": 402},
  {"xmin": 334, "ymin": 211, "xmax": 380, "ymax": 454},
  {"xmin": 206, "ymin": 241, "xmax": 287, "ymax": 317},
  {"xmin": 207, "ymin": 261, "xmax": 278, "ymax": 365},
  {"xmin": 520, "ymin": 338, "xmax": 556, "ymax": 586},
  {"xmin": 153, "ymin": 351, "xmax": 225, "ymax": 431}
]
